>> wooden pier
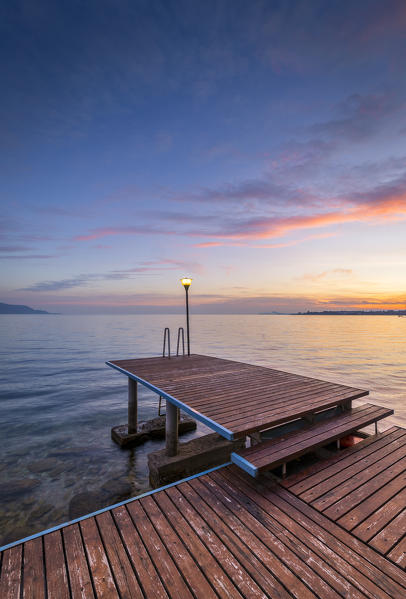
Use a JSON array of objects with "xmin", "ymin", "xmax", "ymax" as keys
[
  {"xmin": 107, "ymin": 354, "xmax": 372, "ymax": 456},
  {"xmin": 1, "ymin": 354, "xmax": 404, "ymax": 596},
  {"xmin": 1, "ymin": 459, "xmax": 405, "ymax": 597},
  {"xmin": 282, "ymin": 425, "xmax": 406, "ymax": 568}
]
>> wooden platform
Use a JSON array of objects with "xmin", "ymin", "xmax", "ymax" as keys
[
  {"xmin": 107, "ymin": 354, "xmax": 369, "ymax": 439},
  {"xmin": 231, "ymin": 403, "xmax": 393, "ymax": 476},
  {"xmin": 1, "ymin": 464, "xmax": 405, "ymax": 598},
  {"xmin": 282, "ymin": 426, "xmax": 406, "ymax": 569}
]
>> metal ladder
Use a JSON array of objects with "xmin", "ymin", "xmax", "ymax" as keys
[{"xmin": 159, "ymin": 327, "xmax": 185, "ymax": 415}]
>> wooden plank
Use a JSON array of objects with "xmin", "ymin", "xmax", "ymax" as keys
[
  {"xmin": 155, "ymin": 490, "xmax": 245, "ymax": 599},
  {"xmin": 228, "ymin": 391, "xmax": 370, "ymax": 436},
  {"xmin": 44, "ymin": 531, "xmax": 70, "ymax": 599},
  {"xmin": 318, "ymin": 453, "xmax": 406, "ymax": 518},
  {"xmin": 342, "ymin": 480, "xmax": 406, "ymax": 536},
  {"xmin": 141, "ymin": 495, "xmax": 218, "ymax": 599},
  {"xmin": 201, "ymin": 472, "xmax": 356, "ymax": 599},
  {"xmin": 182, "ymin": 478, "xmax": 318, "ymax": 599},
  {"xmin": 0, "ymin": 546, "xmax": 22, "ymax": 599},
  {"xmin": 212, "ymin": 468, "xmax": 377, "ymax": 599},
  {"xmin": 80, "ymin": 517, "xmax": 119, "ymax": 598},
  {"xmin": 239, "ymin": 405, "xmax": 386, "ymax": 465},
  {"xmin": 228, "ymin": 467, "xmax": 406, "ymax": 596},
  {"xmin": 23, "ymin": 537, "xmax": 45, "ymax": 599},
  {"xmin": 96, "ymin": 511, "xmax": 143, "ymax": 598},
  {"xmin": 112, "ymin": 505, "xmax": 169, "ymax": 599},
  {"xmin": 182, "ymin": 378, "xmax": 337, "ymax": 413},
  {"xmin": 369, "ymin": 509, "xmax": 406, "ymax": 555},
  {"xmin": 273, "ymin": 482, "xmax": 406, "ymax": 592},
  {"xmin": 63, "ymin": 524, "xmax": 95, "ymax": 598},
  {"xmin": 285, "ymin": 427, "xmax": 406, "ymax": 493},
  {"xmin": 207, "ymin": 387, "xmax": 354, "ymax": 428},
  {"xmin": 232, "ymin": 405, "xmax": 392, "ymax": 473},
  {"xmin": 108, "ymin": 354, "xmax": 368, "ymax": 436},
  {"xmin": 299, "ymin": 434, "xmax": 406, "ymax": 504},
  {"xmin": 387, "ymin": 537, "xmax": 406, "ymax": 569},
  {"xmin": 167, "ymin": 483, "xmax": 291, "ymax": 599},
  {"xmin": 126, "ymin": 499, "xmax": 194, "ymax": 598}
]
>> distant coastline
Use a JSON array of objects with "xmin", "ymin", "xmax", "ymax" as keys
[
  {"xmin": 259, "ymin": 310, "xmax": 406, "ymax": 316},
  {"xmin": 296, "ymin": 310, "xmax": 406, "ymax": 316},
  {"xmin": 0, "ymin": 302, "xmax": 54, "ymax": 314}
]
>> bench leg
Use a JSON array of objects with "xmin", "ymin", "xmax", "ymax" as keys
[
  {"xmin": 282, "ymin": 463, "xmax": 287, "ymax": 478},
  {"xmin": 375, "ymin": 421, "xmax": 378, "ymax": 435},
  {"xmin": 337, "ymin": 439, "xmax": 341, "ymax": 449}
]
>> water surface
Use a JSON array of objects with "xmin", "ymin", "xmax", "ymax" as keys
[{"xmin": 0, "ymin": 314, "xmax": 405, "ymax": 545}]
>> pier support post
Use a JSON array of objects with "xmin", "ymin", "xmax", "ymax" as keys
[
  {"xmin": 166, "ymin": 400, "xmax": 179, "ymax": 456},
  {"xmin": 128, "ymin": 378, "xmax": 138, "ymax": 434}
]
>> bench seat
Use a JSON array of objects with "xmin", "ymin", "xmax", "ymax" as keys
[{"xmin": 231, "ymin": 403, "xmax": 393, "ymax": 477}]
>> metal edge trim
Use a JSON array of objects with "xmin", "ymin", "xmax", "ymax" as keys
[
  {"xmin": 0, "ymin": 462, "xmax": 231, "ymax": 552},
  {"xmin": 106, "ymin": 361, "xmax": 235, "ymax": 440}
]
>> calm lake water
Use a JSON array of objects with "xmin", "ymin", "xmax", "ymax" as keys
[{"xmin": 0, "ymin": 314, "xmax": 405, "ymax": 546}]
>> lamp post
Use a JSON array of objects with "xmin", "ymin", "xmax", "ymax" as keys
[{"xmin": 180, "ymin": 277, "xmax": 192, "ymax": 356}]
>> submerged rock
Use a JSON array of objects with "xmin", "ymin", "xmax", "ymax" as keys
[
  {"xmin": 27, "ymin": 458, "xmax": 61, "ymax": 473},
  {"xmin": 68, "ymin": 492, "xmax": 105, "ymax": 520},
  {"xmin": 100, "ymin": 478, "xmax": 132, "ymax": 501},
  {"xmin": 30, "ymin": 502, "xmax": 53, "ymax": 520},
  {"xmin": 0, "ymin": 478, "xmax": 40, "ymax": 500},
  {"xmin": 48, "ymin": 447, "xmax": 87, "ymax": 457}
]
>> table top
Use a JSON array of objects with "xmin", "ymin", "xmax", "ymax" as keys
[{"xmin": 107, "ymin": 354, "xmax": 369, "ymax": 439}]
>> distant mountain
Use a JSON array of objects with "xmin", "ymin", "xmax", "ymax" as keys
[{"xmin": 0, "ymin": 302, "xmax": 51, "ymax": 314}]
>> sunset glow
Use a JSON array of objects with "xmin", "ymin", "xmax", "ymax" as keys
[{"xmin": 1, "ymin": 1, "xmax": 406, "ymax": 313}]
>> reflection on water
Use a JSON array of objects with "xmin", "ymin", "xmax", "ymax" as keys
[{"xmin": 0, "ymin": 314, "xmax": 405, "ymax": 545}]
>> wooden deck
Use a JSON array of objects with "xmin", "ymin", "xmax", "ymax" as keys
[
  {"xmin": 282, "ymin": 426, "xmax": 406, "ymax": 569},
  {"xmin": 1, "ymin": 464, "xmax": 405, "ymax": 598},
  {"xmin": 107, "ymin": 354, "xmax": 369, "ymax": 439},
  {"xmin": 231, "ymin": 403, "xmax": 393, "ymax": 476}
]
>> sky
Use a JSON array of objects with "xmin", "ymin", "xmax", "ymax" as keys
[{"xmin": 1, "ymin": 0, "xmax": 406, "ymax": 314}]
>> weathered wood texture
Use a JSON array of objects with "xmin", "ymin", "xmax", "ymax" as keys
[
  {"xmin": 283, "ymin": 426, "xmax": 406, "ymax": 568},
  {"xmin": 233, "ymin": 403, "xmax": 393, "ymax": 473},
  {"xmin": 1, "ymin": 465, "xmax": 405, "ymax": 597},
  {"xmin": 109, "ymin": 354, "xmax": 369, "ymax": 438}
]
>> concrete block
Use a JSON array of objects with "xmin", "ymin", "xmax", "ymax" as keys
[
  {"xmin": 148, "ymin": 432, "xmax": 245, "ymax": 488},
  {"xmin": 111, "ymin": 413, "xmax": 196, "ymax": 448}
]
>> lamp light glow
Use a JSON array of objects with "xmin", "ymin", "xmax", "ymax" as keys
[{"xmin": 181, "ymin": 277, "xmax": 192, "ymax": 288}]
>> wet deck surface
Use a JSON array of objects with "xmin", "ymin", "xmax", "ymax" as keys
[
  {"xmin": 1, "ymin": 461, "xmax": 405, "ymax": 598},
  {"xmin": 283, "ymin": 426, "xmax": 406, "ymax": 569},
  {"xmin": 107, "ymin": 354, "xmax": 369, "ymax": 439}
]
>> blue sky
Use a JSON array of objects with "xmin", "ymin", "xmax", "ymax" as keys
[{"xmin": 1, "ymin": 0, "xmax": 406, "ymax": 313}]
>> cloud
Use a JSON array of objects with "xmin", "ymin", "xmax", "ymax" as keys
[
  {"xmin": 74, "ymin": 225, "xmax": 177, "ymax": 242},
  {"xmin": 0, "ymin": 254, "xmax": 55, "ymax": 260},
  {"xmin": 21, "ymin": 258, "xmax": 203, "ymax": 292},
  {"xmin": 21, "ymin": 275, "xmax": 102, "ymax": 292},
  {"xmin": 310, "ymin": 92, "xmax": 404, "ymax": 142},
  {"xmin": 194, "ymin": 242, "xmax": 224, "ymax": 248},
  {"xmin": 0, "ymin": 245, "xmax": 34, "ymax": 252},
  {"xmin": 301, "ymin": 269, "xmax": 353, "ymax": 282},
  {"xmin": 72, "ymin": 171, "xmax": 406, "ymax": 248}
]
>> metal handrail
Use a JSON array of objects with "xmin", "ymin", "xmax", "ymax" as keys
[
  {"xmin": 176, "ymin": 327, "xmax": 185, "ymax": 356},
  {"xmin": 162, "ymin": 327, "xmax": 171, "ymax": 358}
]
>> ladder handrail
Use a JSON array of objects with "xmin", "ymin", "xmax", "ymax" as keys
[
  {"xmin": 176, "ymin": 327, "xmax": 185, "ymax": 356},
  {"xmin": 162, "ymin": 327, "xmax": 171, "ymax": 358}
]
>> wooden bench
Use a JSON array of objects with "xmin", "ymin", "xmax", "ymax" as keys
[{"xmin": 231, "ymin": 403, "xmax": 393, "ymax": 477}]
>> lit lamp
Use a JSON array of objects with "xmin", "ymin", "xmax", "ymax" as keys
[{"xmin": 180, "ymin": 277, "xmax": 192, "ymax": 355}]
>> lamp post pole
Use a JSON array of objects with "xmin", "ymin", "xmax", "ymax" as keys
[
  {"xmin": 180, "ymin": 278, "xmax": 192, "ymax": 356},
  {"xmin": 185, "ymin": 285, "xmax": 190, "ymax": 355}
]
